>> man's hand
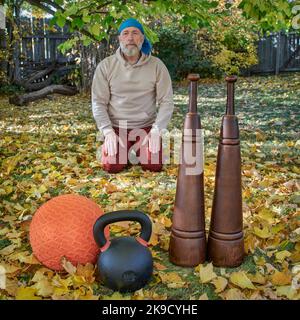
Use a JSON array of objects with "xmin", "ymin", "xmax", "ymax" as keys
[
  {"xmin": 104, "ymin": 130, "xmax": 125, "ymax": 157},
  {"xmin": 142, "ymin": 126, "xmax": 161, "ymax": 154}
]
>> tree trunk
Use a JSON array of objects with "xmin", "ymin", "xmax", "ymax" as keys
[
  {"xmin": 7, "ymin": 18, "xmax": 13, "ymax": 82},
  {"xmin": 0, "ymin": 28, "xmax": 7, "ymax": 85},
  {"xmin": 12, "ymin": 1, "xmax": 22, "ymax": 85},
  {"xmin": 0, "ymin": 5, "xmax": 7, "ymax": 85},
  {"xmin": 9, "ymin": 84, "xmax": 78, "ymax": 106},
  {"xmin": 20, "ymin": 64, "xmax": 76, "ymax": 91}
]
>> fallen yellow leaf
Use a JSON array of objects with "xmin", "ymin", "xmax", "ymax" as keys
[
  {"xmin": 158, "ymin": 215, "xmax": 172, "ymax": 228},
  {"xmin": 13, "ymin": 203, "xmax": 26, "ymax": 211},
  {"xmin": 220, "ymin": 288, "xmax": 246, "ymax": 300},
  {"xmin": 71, "ymin": 275, "xmax": 87, "ymax": 287},
  {"xmin": 16, "ymin": 287, "xmax": 42, "ymax": 300},
  {"xmin": 3, "ymin": 278, "xmax": 19, "ymax": 296},
  {"xmin": 0, "ymin": 265, "xmax": 6, "ymax": 290},
  {"xmin": 61, "ymin": 257, "xmax": 77, "ymax": 275},
  {"xmin": 211, "ymin": 276, "xmax": 228, "ymax": 293},
  {"xmin": 244, "ymin": 233, "xmax": 260, "ymax": 253},
  {"xmin": 256, "ymin": 208, "xmax": 276, "ymax": 224},
  {"xmin": 9, "ymin": 252, "xmax": 40, "ymax": 264},
  {"xmin": 248, "ymin": 291, "xmax": 265, "ymax": 300},
  {"xmin": 51, "ymin": 275, "xmax": 73, "ymax": 296},
  {"xmin": 253, "ymin": 226, "xmax": 273, "ymax": 239},
  {"xmin": 247, "ymin": 272, "xmax": 266, "ymax": 285},
  {"xmin": 290, "ymin": 251, "xmax": 300, "ymax": 263},
  {"xmin": 76, "ymin": 263, "xmax": 96, "ymax": 284},
  {"xmin": 159, "ymin": 272, "xmax": 185, "ymax": 288},
  {"xmin": 276, "ymin": 285, "xmax": 298, "ymax": 299},
  {"xmin": 0, "ymin": 227, "xmax": 10, "ymax": 236},
  {"xmin": 149, "ymin": 233, "xmax": 159, "ymax": 246},
  {"xmin": 229, "ymin": 271, "xmax": 256, "ymax": 289},
  {"xmin": 275, "ymin": 250, "xmax": 291, "ymax": 262},
  {"xmin": 66, "ymin": 178, "xmax": 78, "ymax": 186},
  {"xmin": 271, "ymin": 223, "xmax": 285, "ymax": 234},
  {"xmin": 154, "ymin": 262, "xmax": 167, "ymax": 271},
  {"xmin": 255, "ymin": 130, "xmax": 266, "ymax": 141},
  {"xmin": 105, "ymin": 183, "xmax": 118, "ymax": 194},
  {"xmin": 198, "ymin": 263, "xmax": 217, "ymax": 283},
  {"xmin": 77, "ymin": 291, "xmax": 99, "ymax": 300},
  {"xmin": 4, "ymin": 155, "xmax": 23, "ymax": 175},
  {"xmin": 0, "ymin": 244, "xmax": 16, "ymax": 255},
  {"xmin": 254, "ymin": 256, "xmax": 266, "ymax": 266},
  {"xmin": 270, "ymin": 271, "xmax": 292, "ymax": 286},
  {"xmin": 149, "ymin": 202, "xmax": 160, "ymax": 213},
  {"xmin": 199, "ymin": 293, "xmax": 209, "ymax": 300},
  {"xmin": 0, "ymin": 263, "xmax": 22, "ymax": 275},
  {"xmin": 32, "ymin": 279, "xmax": 54, "ymax": 297},
  {"xmin": 32, "ymin": 268, "xmax": 53, "ymax": 283}
]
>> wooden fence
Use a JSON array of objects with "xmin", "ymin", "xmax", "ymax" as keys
[
  {"xmin": 7, "ymin": 16, "xmax": 75, "ymax": 80},
  {"xmin": 4, "ymin": 17, "xmax": 300, "ymax": 86},
  {"xmin": 250, "ymin": 32, "xmax": 300, "ymax": 75},
  {"xmin": 5, "ymin": 16, "xmax": 115, "ymax": 91}
]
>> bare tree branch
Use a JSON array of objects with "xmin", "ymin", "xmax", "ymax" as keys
[{"xmin": 26, "ymin": 0, "xmax": 56, "ymax": 15}]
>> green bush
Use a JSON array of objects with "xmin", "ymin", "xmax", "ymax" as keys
[
  {"xmin": 0, "ymin": 84, "xmax": 24, "ymax": 95},
  {"xmin": 153, "ymin": 26, "xmax": 220, "ymax": 81}
]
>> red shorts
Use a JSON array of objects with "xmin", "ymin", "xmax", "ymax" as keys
[{"xmin": 101, "ymin": 126, "xmax": 163, "ymax": 173}]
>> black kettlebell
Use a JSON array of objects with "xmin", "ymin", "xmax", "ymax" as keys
[{"xmin": 93, "ymin": 210, "xmax": 153, "ymax": 292}]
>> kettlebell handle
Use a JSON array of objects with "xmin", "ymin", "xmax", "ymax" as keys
[{"xmin": 93, "ymin": 210, "xmax": 152, "ymax": 249}]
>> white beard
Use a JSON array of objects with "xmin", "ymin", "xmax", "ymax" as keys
[{"xmin": 120, "ymin": 41, "xmax": 143, "ymax": 56}]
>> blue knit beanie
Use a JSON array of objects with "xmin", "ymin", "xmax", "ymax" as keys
[{"xmin": 118, "ymin": 18, "xmax": 152, "ymax": 55}]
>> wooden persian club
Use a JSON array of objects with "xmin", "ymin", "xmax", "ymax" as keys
[
  {"xmin": 169, "ymin": 73, "xmax": 206, "ymax": 267},
  {"xmin": 207, "ymin": 75, "xmax": 244, "ymax": 267}
]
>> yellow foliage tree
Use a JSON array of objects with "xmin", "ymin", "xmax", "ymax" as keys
[{"xmin": 199, "ymin": 0, "xmax": 259, "ymax": 76}]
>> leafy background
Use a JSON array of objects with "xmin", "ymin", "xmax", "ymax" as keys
[{"xmin": 0, "ymin": 73, "xmax": 299, "ymax": 300}]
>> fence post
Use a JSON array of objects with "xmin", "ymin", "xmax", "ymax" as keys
[
  {"xmin": 275, "ymin": 31, "xmax": 282, "ymax": 75},
  {"xmin": 0, "ymin": 5, "xmax": 7, "ymax": 84}
]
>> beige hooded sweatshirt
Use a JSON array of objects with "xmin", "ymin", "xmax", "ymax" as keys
[{"xmin": 91, "ymin": 47, "xmax": 174, "ymax": 136}]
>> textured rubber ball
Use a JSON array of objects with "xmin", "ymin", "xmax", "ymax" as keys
[{"xmin": 30, "ymin": 194, "xmax": 109, "ymax": 271}]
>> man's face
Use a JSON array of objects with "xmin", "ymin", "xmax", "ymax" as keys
[{"xmin": 119, "ymin": 27, "xmax": 144, "ymax": 57}]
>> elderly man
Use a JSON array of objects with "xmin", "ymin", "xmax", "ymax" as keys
[{"xmin": 92, "ymin": 18, "xmax": 174, "ymax": 173}]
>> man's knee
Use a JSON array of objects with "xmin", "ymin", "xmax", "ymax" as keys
[
  {"xmin": 103, "ymin": 163, "xmax": 126, "ymax": 173},
  {"xmin": 141, "ymin": 163, "xmax": 163, "ymax": 172},
  {"xmin": 101, "ymin": 143, "xmax": 128, "ymax": 173}
]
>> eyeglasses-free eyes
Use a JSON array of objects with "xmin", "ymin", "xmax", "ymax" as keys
[{"xmin": 120, "ymin": 30, "xmax": 142, "ymax": 37}]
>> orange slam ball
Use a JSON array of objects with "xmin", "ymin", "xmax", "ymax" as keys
[{"xmin": 29, "ymin": 194, "xmax": 109, "ymax": 271}]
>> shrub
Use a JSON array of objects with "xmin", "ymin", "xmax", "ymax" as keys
[{"xmin": 153, "ymin": 26, "xmax": 219, "ymax": 81}]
